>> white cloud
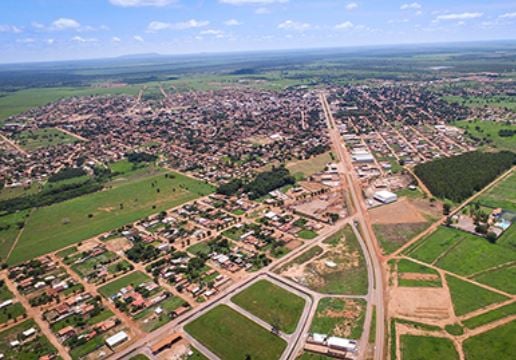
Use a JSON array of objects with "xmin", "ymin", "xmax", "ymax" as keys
[
  {"xmin": 499, "ymin": 12, "xmax": 516, "ymax": 18},
  {"xmin": 255, "ymin": 7, "xmax": 270, "ymax": 14},
  {"xmin": 278, "ymin": 20, "xmax": 311, "ymax": 31},
  {"xmin": 224, "ymin": 19, "xmax": 242, "ymax": 26},
  {"xmin": 219, "ymin": 0, "xmax": 288, "ymax": 5},
  {"xmin": 133, "ymin": 35, "xmax": 144, "ymax": 42},
  {"xmin": 346, "ymin": 2, "xmax": 358, "ymax": 11},
  {"xmin": 32, "ymin": 22, "xmax": 45, "ymax": 29},
  {"xmin": 335, "ymin": 21, "xmax": 354, "ymax": 30},
  {"xmin": 147, "ymin": 19, "xmax": 209, "ymax": 32},
  {"xmin": 200, "ymin": 29, "xmax": 225, "ymax": 38},
  {"xmin": 0, "ymin": 25, "xmax": 22, "ymax": 33},
  {"xmin": 52, "ymin": 18, "xmax": 81, "ymax": 30},
  {"xmin": 109, "ymin": 0, "xmax": 175, "ymax": 7},
  {"xmin": 16, "ymin": 38, "xmax": 35, "ymax": 44},
  {"xmin": 436, "ymin": 12, "xmax": 483, "ymax": 21},
  {"xmin": 72, "ymin": 36, "xmax": 97, "ymax": 42},
  {"xmin": 400, "ymin": 2, "xmax": 421, "ymax": 10},
  {"xmin": 112, "ymin": 36, "xmax": 121, "ymax": 42},
  {"xmin": 46, "ymin": 38, "xmax": 55, "ymax": 45}
]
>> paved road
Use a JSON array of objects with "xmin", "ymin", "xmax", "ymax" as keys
[{"xmin": 320, "ymin": 92, "xmax": 386, "ymax": 360}]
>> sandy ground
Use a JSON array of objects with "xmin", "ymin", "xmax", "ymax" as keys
[
  {"xmin": 388, "ymin": 287, "xmax": 452, "ymax": 320},
  {"xmin": 399, "ymin": 273, "xmax": 440, "ymax": 281},
  {"xmin": 370, "ymin": 199, "xmax": 426, "ymax": 224}
]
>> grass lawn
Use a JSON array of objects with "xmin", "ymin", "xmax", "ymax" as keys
[
  {"xmin": 477, "ymin": 172, "xmax": 516, "ymax": 212},
  {"xmin": 56, "ymin": 246, "xmax": 78, "ymax": 259},
  {"xmin": 397, "ymin": 259, "xmax": 442, "ymax": 287},
  {"xmin": 7, "ymin": 170, "xmax": 214, "ymax": 264},
  {"xmin": 187, "ymin": 241, "xmax": 211, "ymax": 256},
  {"xmin": 374, "ymin": 222, "xmax": 430, "ymax": 255},
  {"xmin": 0, "ymin": 302, "xmax": 26, "ymax": 324},
  {"xmin": 0, "ymin": 319, "xmax": 58, "ymax": 360},
  {"xmin": 435, "ymin": 230, "xmax": 515, "ymax": 276},
  {"xmin": 69, "ymin": 334, "xmax": 105, "ymax": 359},
  {"xmin": 405, "ymin": 226, "xmax": 467, "ymax": 264},
  {"xmin": 298, "ymin": 229, "xmax": 318, "ymax": 240},
  {"xmin": 310, "ymin": 298, "xmax": 365, "ymax": 339},
  {"xmin": 305, "ymin": 226, "xmax": 368, "ymax": 295},
  {"xmin": 463, "ymin": 320, "xmax": 515, "ymax": 360},
  {"xmin": 446, "ymin": 275, "xmax": 509, "ymax": 316},
  {"xmin": 184, "ymin": 305, "xmax": 287, "ymax": 360},
  {"xmin": 276, "ymin": 245, "xmax": 323, "ymax": 273},
  {"xmin": 71, "ymin": 251, "xmax": 119, "ymax": 277},
  {"xmin": 98, "ymin": 271, "xmax": 151, "ymax": 298},
  {"xmin": 136, "ymin": 296, "xmax": 187, "ymax": 332},
  {"xmin": 231, "ymin": 280, "xmax": 305, "ymax": 334},
  {"xmin": 400, "ymin": 335, "xmax": 459, "ymax": 360},
  {"xmin": 454, "ymin": 119, "xmax": 516, "ymax": 152},
  {"xmin": 463, "ymin": 302, "xmax": 516, "ymax": 329},
  {"xmin": 298, "ymin": 353, "xmax": 335, "ymax": 360},
  {"xmin": 13, "ymin": 128, "xmax": 79, "ymax": 151},
  {"xmin": 0, "ymin": 210, "xmax": 29, "ymax": 261},
  {"xmin": 86, "ymin": 309, "xmax": 114, "ymax": 325}
]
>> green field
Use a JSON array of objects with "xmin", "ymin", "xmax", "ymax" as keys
[
  {"xmin": 463, "ymin": 302, "xmax": 516, "ymax": 329},
  {"xmin": 434, "ymin": 230, "xmax": 515, "ymax": 276},
  {"xmin": 184, "ymin": 305, "xmax": 287, "ymax": 360},
  {"xmin": 445, "ymin": 95, "xmax": 516, "ymax": 111},
  {"xmin": 397, "ymin": 259, "xmax": 442, "ymax": 287},
  {"xmin": 375, "ymin": 222, "xmax": 431, "ymax": 255},
  {"xmin": 298, "ymin": 229, "xmax": 318, "ymax": 240},
  {"xmin": 463, "ymin": 320, "xmax": 515, "ymax": 360},
  {"xmin": 13, "ymin": 128, "xmax": 79, "ymax": 151},
  {"xmin": 6, "ymin": 171, "xmax": 214, "ymax": 264},
  {"xmin": 446, "ymin": 275, "xmax": 508, "ymax": 316},
  {"xmin": 400, "ymin": 335, "xmax": 459, "ymax": 360},
  {"xmin": 454, "ymin": 119, "xmax": 516, "ymax": 152},
  {"xmin": 473, "ymin": 265, "xmax": 516, "ymax": 294},
  {"xmin": 231, "ymin": 280, "xmax": 305, "ymax": 334},
  {"xmin": 310, "ymin": 298, "xmax": 365, "ymax": 339},
  {"xmin": 476, "ymin": 171, "xmax": 516, "ymax": 212},
  {"xmin": 286, "ymin": 152, "xmax": 332, "ymax": 178},
  {"xmin": 98, "ymin": 271, "xmax": 151, "ymax": 298},
  {"xmin": 276, "ymin": 245, "xmax": 323, "ymax": 273},
  {"xmin": 0, "ymin": 319, "xmax": 58, "ymax": 360},
  {"xmin": 0, "ymin": 210, "xmax": 29, "ymax": 261}
]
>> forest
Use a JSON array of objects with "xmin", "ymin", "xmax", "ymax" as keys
[{"xmin": 415, "ymin": 151, "xmax": 515, "ymax": 202}]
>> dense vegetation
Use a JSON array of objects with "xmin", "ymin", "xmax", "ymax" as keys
[
  {"xmin": 127, "ymin": 152, "xmax": 157, "ymax": 163},
  {"xmin": 48, "ymin": 167, "xmax": 87, "ymax": 183},
  {"xmin": 216, "ymin": 166, "xmax": 295, "ymax": 199},
  {"xmin": 415, "ymin": 151, "xmax": 515, "ymax": 202}
]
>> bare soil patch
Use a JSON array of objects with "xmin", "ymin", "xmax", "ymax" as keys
[
  {"xmin": 371, "ymin": 199, "xmax": 425, "ymax": 224},
  {"xmin": 389, "ymin": 286, "xmax": 453, "ymax": 321},
  {"xmin": 400, "ymin": 273, "xmax": 440, "ymax": 281}
]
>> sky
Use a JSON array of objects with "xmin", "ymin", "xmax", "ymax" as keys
[{"xmin": 0, "ymin": 0, "xmax": 515, "ymax": 63}]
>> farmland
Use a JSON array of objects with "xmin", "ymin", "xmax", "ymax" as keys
[
  {"xmin": 231, "ymin": 280, "xmax": 305, "ymax": 334},
  {"xmin": 6, "ymin": 171, "xmax": 214, "ymax": 264},
  {"xmin": 400, "ymin": 335, "xmax": 458, "ymax": 360},
  {"xmin": 463, "ymin": 320, "xmax": 515, "ymax": 360},
  {"xmin": 463, "ymin": 302, "xmax": 516, "ymax": 329},
  {"xmin": 184, "ymin": 305, "xmax": 287, "ymax": 360},
  {"xmin": 397, "ymin": 259, "xmax": 442, "ymax": 287},
  {"xmin": 476, "ymin": 171, "xmax": 516, "ymax": 212}
]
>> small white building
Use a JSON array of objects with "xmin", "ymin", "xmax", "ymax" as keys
[
  {"xmin": 106, "ymin": 331, "xmax": 128, "ymax": 348},
  {"xmin": 373, "ymin": 190, "xmax": 398, "ymax": 204},
  {"xmin": 22, "ymin": 328, "xmax": 36, "ymax": 338},
  {"xmin": 327, "ymin": 336, "xmax": 357, "ymax": 352}
]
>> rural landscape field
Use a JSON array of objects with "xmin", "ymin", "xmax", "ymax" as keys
[{"xmin": 0, "ymin": 1, "xmax": 515, "ymax": 360}]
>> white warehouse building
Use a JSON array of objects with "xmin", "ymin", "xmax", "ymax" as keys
[{"xmin": 373, "ymin": 190, "xmax": 398, "ymax": 204}]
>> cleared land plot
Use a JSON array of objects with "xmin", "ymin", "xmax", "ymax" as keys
[
  {"xmin": 463, "ymin": 302, "xmax": 516, "ymax": 329},
  {"xmin": 0, "ymin": 319, "xmax": 58, "ymax": 359},
  {"xmin": 71, "ymin": 251, "xmax": 119, "ymax": 277},
  {"xmin": 134, "ymin": 296, "xmax": 187, "ymax": 332},
  {"xmin": 310, "ymin": 298, "xmax": 365, "ymax": 339},
  {"xmin": 184, "ymin": 305, "xmax": 287, "ymax": 360},
  {"xmin": 286, "ymin": 152, "xmax": 332, "ymax": 178},
  {"xmin": 476, "ymin": 172, "xmax": 516, "ymax": 212},
  {"xmin": 397, "ymin": 259, "xmax": 442, "ymax": 287},
  {"xmin": 434, "ymin": 230, "xmax": 515, "ymax": 276},
  {"xmin": 463, "ymin": 320, "xmax": 515, "ymax": 360},
  {"xmin": 231, "ymin": 279, "xmax": 305, "ymax": 334},
  {"xmin": 13, "ymin": 128, "xmax": 79, "ymax": 151},
  {"xmin": 374, "ymin": 222, "xmax": 430, "ymax": 255},
  {"xmin": 7, "ymin": 171, "xmax": 214, "ymax": 264},
  {"xmin": 446, "ymin": 275, "xmax": 508, "ymax": 316},
  {"xmin": 473, "ymin": 265, "xmax": 516, "ymax": 294},
  {"xmin": 400, "ymin": 335, "xmax": 459, "ymax": 360},
  {"xmin": 276, "ymin": 245, "xmax": 323, "ymax": 273},
  {"xmin": 98, "ymin": 271, "xmax": 151, "ymax": 298}
]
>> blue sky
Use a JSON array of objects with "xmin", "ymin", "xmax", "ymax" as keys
[{"xmin": 0, "ymin": 0, "xmax": 515, "ymax": 63}]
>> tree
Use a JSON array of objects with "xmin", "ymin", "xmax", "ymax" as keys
[
  {"xmin": 486, "ymin": 232, "xmax": 497, "ymax": 244},
  {"xmin": 443, "ymin": 203, "xmax": 451, "ymax": 216}
]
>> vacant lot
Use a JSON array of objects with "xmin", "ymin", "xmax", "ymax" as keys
[
  {"xmin": 446, "ymin": 275, "xmax": 508, "ymax": 316},
  {"xmin": 0, "ymin": 210, "xmax": 29, "ymax": 260},
  {"xmin": 374, "ymin": 222, "xmax": 430, "ymax": 255},
  {"xmin": 184, "ymin": 305, "xmax": 286, "ymax": 360},
  {"xmin": 286, "ymin": 152, "xmax": 332, "ymax": 178},
  {"xmin": 463, "ymin": 320, "xmax": 515, "ymax": 360},
  {"xmin": 14, "ymin": 128, "xmax": 79, "ymax": 151},
  {"xmin": 0, "ymin": 319, "xmax": 57, "ymax": 360},
  {"xmin": 397, "ymin": 259, "xmax": 442, "ymax": 287},
  {"xmin": 310, "ymin": 298, "xmax": 365, "ymax": 339},
  {"xmin": 400, "ymin": 334, "xmax": 458, "ymax": 360},
  {"xmin": 7, "ymin": 171, "xmax": 213, "ymax": 264},
  {"xmin": 231, "ymin": 280, "xmax": 305, "ymax": 334},
  {"xmin": 463, "ymin": 302, "xmax": 516, "ymax": 329},
  {"xmin": 477, "ymin": 171, "xmax": 516, "ymax": 212},
  {"xmin": 98, "ymin": 271, "xmax": 151, "ymax": 298}
]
